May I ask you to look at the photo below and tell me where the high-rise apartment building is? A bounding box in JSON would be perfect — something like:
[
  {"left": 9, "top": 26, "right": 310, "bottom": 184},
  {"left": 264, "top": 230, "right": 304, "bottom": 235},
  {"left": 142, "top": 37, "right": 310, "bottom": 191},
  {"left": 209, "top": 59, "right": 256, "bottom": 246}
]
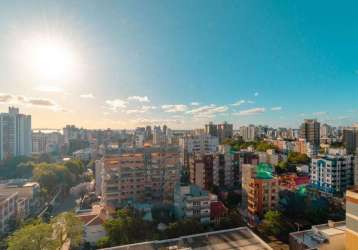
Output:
[
  {"left": 311, "top": 154, "right": 356, "bottom": 196},
  {"left": 320, "top": 123, "right": 332, "bottom": 138},
  {"left": 217, "top": 122, "right": 233, "bottom": 144},
  {"left": 343, "top": 126, "right": 358, "bottom": 154},
  {"left": 100, "top": 146, "right": 180, "bottom": 207},
  {"left": 189, "top": 147, "right": 235, "bottom": 190},
  {"left": 0, "top": 107, "right": 31, "bottom": 160},
  {"left": 299, "top": 119, "right": 320, "bottom": 156},
  {"left": 179, "top": 134, "right": 219, "bottom": 169},
  {"left": 205, "top": 122, "right": 218, "bottom": 137},
  {"left": 240, "top": 125, "right": 257, "bottom": 142}
]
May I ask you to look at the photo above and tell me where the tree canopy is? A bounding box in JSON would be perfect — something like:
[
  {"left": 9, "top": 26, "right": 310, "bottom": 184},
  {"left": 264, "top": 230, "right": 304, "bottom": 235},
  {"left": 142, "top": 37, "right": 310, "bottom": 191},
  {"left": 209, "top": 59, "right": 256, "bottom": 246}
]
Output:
[{"left": 7, "top": 212, "right": 83, "bottom": 250}]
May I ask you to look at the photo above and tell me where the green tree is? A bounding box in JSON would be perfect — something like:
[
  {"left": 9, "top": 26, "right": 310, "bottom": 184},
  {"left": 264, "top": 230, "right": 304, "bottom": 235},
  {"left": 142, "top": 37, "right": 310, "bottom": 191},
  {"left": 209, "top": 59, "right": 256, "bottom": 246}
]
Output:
[
  {"left": 260, "top": 210, "right": 284, "bottom": 236},
  {"left": 104, "top": 209, "right": 155, "bottom": 246},
  {"left": 163, "top": 219, "right": 205, "bottom": 239},
  {"left": 52, "top": 212, "right": 84, "bottom": 248},
  {"left": 7, "top": 222, "right": 59, "bottom": 250}
]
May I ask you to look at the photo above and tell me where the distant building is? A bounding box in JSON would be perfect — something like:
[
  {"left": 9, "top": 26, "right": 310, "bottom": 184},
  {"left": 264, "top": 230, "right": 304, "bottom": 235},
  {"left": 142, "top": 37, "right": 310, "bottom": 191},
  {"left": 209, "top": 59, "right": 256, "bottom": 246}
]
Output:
[
  {"left": 299, "top": 119, "right": 320, "bottom": 156},
  {"left": 100, "top": 146, "right": 180, "bottom": 207},
  {"left": 205, "top": 122, "right": 218, "bottom": 137},
  {"left": 0, "top": 107, "right": 31, "bottom": 160},
  {"left": 311, "top": 154, "right": 355, "bottom": 196},
  {"left": 258, "top": 149, "right": 287, "bottom": 166},
  {"left": 179, "top": 134, "right": 218, "bottom": 169},
  {"left": 217, "top": 122, "right": 233, "bottom": 144},
  {"left": 240, "top": 125, "right": 257, "bottom": 142},
  {"left": 343, "top": 126, "right": 358, "bottom": 154}
]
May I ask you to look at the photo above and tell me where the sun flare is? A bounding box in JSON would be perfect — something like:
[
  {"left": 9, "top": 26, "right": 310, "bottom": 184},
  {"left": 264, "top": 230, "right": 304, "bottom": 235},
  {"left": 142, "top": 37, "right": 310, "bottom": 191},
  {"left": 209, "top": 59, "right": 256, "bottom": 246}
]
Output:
[{"left": 21, "top": 35, "right": 77, "bottom": 82}]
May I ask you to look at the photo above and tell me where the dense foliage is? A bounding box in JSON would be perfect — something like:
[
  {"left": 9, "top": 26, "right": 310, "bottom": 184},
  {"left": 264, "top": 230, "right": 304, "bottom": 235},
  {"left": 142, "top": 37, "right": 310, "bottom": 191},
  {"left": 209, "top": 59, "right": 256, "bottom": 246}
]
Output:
[
  {"left": 224, "top": 139, "right": 278, "bottom": 152},
  {"left": 7, "top": 212, "right": 83, "bottom": 250},
  {"left": 32, "top": 160, "right": 85, "bottom": 199}
]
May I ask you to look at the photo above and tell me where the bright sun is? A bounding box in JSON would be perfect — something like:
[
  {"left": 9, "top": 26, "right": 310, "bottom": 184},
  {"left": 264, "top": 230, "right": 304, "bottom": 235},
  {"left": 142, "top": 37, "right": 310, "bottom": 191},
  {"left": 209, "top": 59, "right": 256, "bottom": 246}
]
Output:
[
  {"left": 33, "top": 42, "right": 73, "bottom": 80},
  {"left": 21, "top": 36, "right": 77, "bottom": 82}
]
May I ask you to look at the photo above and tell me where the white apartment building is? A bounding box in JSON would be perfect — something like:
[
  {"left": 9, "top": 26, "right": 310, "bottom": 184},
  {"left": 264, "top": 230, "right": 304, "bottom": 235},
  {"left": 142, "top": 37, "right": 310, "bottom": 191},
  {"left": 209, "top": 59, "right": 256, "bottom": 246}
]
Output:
[
  {"left": 240, "top": 125, "right": 257, "bottom": 142},
  {"left": 32, "top": 131, "right": 63, "bottom": 154},
  {"left": 0, "top": 107, "right": 31, "bottom": 160},
  {"left": 179, "top": 134, "right": 219, "bottom": 168}
]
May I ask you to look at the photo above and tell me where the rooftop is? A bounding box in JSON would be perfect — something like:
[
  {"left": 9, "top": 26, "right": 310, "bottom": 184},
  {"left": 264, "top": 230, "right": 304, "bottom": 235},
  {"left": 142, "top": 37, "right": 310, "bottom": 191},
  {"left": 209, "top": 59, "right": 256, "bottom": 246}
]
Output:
[
  {"left": 100, "top": 227, "right": 272, "bottom": 250},
  {"left": 290, "top": 221, "right": 345, "bottom": 249}
]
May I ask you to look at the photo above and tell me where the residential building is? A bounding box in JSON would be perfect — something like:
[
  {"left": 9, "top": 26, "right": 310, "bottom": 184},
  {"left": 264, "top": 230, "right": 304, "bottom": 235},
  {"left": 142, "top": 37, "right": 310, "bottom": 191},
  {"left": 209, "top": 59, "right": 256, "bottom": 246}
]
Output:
[
  {"left": 0, "top": 107, "right": 31, "bottom": 160},
  {"left": 179, "top": 134, "right": 218, "bottom": 169},
  {"left": 343, "top": 126, "right": 358, "bottom": 154},
  {"left": 320, "top": 123, "right": 332, "bottom": 138},
  {"left": 100, "top": 146, "right": 180, "bottom": 207},
  {"left": 189, "top": 148, "right": 235, "bottom": 190},
  {"left": 311, "top": 154, "right": 355, "bottom": 196},
  {"left": 99, "top": 227, "right": 272, "bottom": 250},
  {"left": 173, "top": 183, "right": 211, "bottom": 224},
  {"left": 240, "top": 125, "right": 257, "bottom": 142},
  {"left": 247, "top": 163, "right": 278, "bottom": 225},
  {"left": 133, "top": 127, "right": 145, "bottom": 148},
  {"left": 0, "top": 181, "right": 41, "bottom": 217},
  {"left": 205, "top": 122, "right": 218, "bottom": 137},
  {"left": 299, "top": 119, "right": 320, "bottom": 156},
  {"left": 0, "top": 192, "right": 17, "bottom": 233},
  {"left": 190, "top": 154, "right": 215, "bottom": 190},
  {"left": 63, "top": 124, "right": 80, "bottom": 144},
  {"left": 76, "top": 204, "right": 109, "bottom": 245},
  {"left": 258, "top": 149, "right": 287, "bottom": 166},
  {"left": 217, "top": 122, "right": 233, "bottom": 144},
  {"left": 346, "top": 188, "right": 358, "bottom": 250},
  {"left": 289, "top": 221, "right": 346, "bottom": 250}
]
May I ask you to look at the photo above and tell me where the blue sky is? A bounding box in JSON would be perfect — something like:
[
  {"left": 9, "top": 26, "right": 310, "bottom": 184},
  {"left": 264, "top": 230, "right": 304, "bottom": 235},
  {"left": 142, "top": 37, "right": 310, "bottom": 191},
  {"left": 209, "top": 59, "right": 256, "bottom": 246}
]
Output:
[{"left": 0, "top": 0, "right": 357, "bottom": 129}]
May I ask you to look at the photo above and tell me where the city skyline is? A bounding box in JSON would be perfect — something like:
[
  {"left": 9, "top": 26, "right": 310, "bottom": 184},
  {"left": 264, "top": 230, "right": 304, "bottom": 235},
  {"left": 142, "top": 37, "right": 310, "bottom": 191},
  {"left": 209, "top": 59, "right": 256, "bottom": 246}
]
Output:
[{"left": 1, "top": 1, "right": 358, "bottom": 129}]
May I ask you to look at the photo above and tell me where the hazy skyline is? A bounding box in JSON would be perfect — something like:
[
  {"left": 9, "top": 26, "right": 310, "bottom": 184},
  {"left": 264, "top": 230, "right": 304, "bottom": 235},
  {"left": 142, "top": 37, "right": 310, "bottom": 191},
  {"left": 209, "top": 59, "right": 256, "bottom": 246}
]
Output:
[{"left": 1, "top": 1, "right": 357, "bottom": 129}]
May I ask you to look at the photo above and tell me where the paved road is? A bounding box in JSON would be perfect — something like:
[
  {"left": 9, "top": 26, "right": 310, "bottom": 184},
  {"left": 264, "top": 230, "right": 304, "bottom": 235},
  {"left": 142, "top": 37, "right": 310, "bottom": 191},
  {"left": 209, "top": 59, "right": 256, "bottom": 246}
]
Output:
[{"left": 51, "top": 194, "right": 78, "bottom": 216}]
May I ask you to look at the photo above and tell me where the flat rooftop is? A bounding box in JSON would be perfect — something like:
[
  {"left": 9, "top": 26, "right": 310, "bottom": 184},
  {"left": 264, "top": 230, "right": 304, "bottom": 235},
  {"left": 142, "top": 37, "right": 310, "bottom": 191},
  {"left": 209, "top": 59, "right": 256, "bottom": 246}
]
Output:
[
  {"left": 100, "top": 227, "right": 272, "bottom": 250},
  {"left": 290, "top": 221, "right": 345, "bottom": 249}
]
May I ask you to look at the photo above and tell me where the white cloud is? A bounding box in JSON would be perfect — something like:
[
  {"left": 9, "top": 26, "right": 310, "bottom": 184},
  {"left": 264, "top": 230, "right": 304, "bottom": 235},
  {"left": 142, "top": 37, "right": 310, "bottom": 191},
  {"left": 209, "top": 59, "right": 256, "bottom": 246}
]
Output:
[
  {"left": 313, "top": 111, "right": 327, "bottom": 116},
  {"left": 191, "top": 102, "right": 200, "bottom": 106},
  {"left": 161, "top": 104, "right": 188, "bottom": 113},
  {"left": 231, "top": 100, "right": 245, "bottom": 106},
  {"left": 0, "top": 93, "right": 64, "bottom": 111},
  {"left": 35, "top": 85, "right": 64, "bottom": 93},
  {"left": 254, "top": 92, "right": 259, "bottom": 97},
  {"left": 236, "top": 107, "right": 265, "bottom": 116},
  {"left": 0, "top": 93, "right": 14, "bottom": 103},
  {"left": 80, "top": 93, "right": 95, "bottom": 99},
  {"left": 247, "top": 100, "right": 255, "bottom": 104},
  {"left": 271, "top": 106, "right": 282, "bottom": 111},
  {"left": 105, "top": 99, "right": 127, "bottom": 111},
  {"left": 186, "top": 104, "right": 228, "bottom": 118},
  {"left": 127, "top": 96, "right": 150, "bottom": 102},
  {"left": 126, "top": 106, "right": 156, "bottom": 114}
]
